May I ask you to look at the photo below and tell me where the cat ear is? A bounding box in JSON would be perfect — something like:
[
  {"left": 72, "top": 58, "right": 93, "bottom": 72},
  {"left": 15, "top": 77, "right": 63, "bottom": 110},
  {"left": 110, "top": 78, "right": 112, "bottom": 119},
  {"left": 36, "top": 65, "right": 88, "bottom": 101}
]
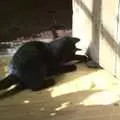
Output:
[{"left": 72, "top": 37, "right": 80, "bottom": 43}]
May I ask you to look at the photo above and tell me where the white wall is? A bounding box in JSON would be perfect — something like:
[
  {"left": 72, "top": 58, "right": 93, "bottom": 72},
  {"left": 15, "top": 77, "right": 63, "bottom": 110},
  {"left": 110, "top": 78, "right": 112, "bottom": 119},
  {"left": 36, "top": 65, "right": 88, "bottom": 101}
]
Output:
[{"left": 72, "top": 0, "right": 119, "bottom": 77}]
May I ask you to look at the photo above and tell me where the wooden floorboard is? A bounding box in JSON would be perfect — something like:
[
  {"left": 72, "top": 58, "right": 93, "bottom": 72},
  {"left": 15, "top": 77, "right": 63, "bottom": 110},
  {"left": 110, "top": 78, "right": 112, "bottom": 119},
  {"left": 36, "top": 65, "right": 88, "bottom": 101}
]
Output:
[{"left": 0, "top": 63, "right": 120, "bottom": 120}]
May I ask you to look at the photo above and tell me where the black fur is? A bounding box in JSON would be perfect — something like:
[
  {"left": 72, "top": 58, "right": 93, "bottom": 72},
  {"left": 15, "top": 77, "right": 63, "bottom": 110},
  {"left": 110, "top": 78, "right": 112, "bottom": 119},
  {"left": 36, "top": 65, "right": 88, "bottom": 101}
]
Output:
[
  {"left": 49, "top": 37, "right": 80, "bottom": 63},
  {"left": 48, "top": 36, "right": 88, "bottom": 66},
  {"left": 9, "top": 41, "right": 54, "bottom": 91},
  {"left": 0, "top": 36, "right": 87, "bottom": 91}
]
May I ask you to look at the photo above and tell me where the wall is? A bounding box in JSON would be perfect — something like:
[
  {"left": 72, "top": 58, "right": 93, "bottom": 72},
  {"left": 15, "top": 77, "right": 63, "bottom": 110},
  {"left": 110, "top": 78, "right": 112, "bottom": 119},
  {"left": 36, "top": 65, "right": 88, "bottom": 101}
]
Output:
[
  {"left": 72, "top": 0, "right": 118, "bottom": 76},
  {"left": 0, "top": 0, "right": 72, "bottom": 42},
  {"left": 99, "top": 0, "right": 117, "bottom": 75}
]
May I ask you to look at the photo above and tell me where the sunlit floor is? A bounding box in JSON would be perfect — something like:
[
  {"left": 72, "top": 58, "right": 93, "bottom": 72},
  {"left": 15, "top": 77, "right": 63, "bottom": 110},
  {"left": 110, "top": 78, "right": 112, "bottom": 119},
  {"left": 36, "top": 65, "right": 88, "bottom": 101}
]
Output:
[{"left": 0, "top": 62, "right": 120, "bottom": 120}]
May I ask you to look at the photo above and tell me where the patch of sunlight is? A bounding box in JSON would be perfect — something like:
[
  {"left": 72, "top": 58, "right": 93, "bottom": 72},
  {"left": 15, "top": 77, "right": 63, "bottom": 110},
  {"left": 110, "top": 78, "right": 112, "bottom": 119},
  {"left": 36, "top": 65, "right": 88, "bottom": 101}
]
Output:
[
  {"left": 40, "top": 107, "right": 45, "bottom": 111},
  {"left": 4, "top": 66, "right": 9, "bottom": 77},
  {"left": 50, "top": 112, "right": 56, "bottom": 116},
  {"left": 50, "top": 69, "right": 120, "bottom": 98},
  {"left": 6, "top": 84, "right": 17, "bottom": 91},
  {"left": 23, "top": 100, "right": 30, "bottom": 104},
  {"left": 80, "top": 90, "right": 120, "bottom": 106},
  {"left": 0, "top": 56, "right": 10, "bottom": 78},
  {"left": 55, "top": 101, "right": 71, "bottom": 111}
]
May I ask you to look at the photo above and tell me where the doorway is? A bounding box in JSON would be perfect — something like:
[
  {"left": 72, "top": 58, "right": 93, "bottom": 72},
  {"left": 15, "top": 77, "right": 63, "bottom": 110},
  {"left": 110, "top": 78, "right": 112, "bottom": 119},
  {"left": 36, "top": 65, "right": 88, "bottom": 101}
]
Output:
[{"left": 0, "top": 0, "right": 72, "bottom": 42}]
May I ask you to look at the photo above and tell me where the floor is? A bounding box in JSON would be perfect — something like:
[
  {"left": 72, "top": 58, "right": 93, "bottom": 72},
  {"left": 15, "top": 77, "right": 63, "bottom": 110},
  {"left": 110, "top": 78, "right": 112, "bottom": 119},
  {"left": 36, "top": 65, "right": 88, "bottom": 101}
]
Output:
[{"left": 0, "top": 63, "right": 120, "bottom": 120}]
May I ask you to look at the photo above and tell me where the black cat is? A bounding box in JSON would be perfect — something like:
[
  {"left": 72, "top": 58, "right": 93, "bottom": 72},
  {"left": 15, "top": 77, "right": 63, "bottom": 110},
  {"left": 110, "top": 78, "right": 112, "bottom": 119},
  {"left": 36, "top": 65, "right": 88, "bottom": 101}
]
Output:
[
  {"left": 49, "top": 36, "right": 87, "bottom": 64},
  {"left": 0, "top": 36, "right": 87, "bottom": 91}
]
